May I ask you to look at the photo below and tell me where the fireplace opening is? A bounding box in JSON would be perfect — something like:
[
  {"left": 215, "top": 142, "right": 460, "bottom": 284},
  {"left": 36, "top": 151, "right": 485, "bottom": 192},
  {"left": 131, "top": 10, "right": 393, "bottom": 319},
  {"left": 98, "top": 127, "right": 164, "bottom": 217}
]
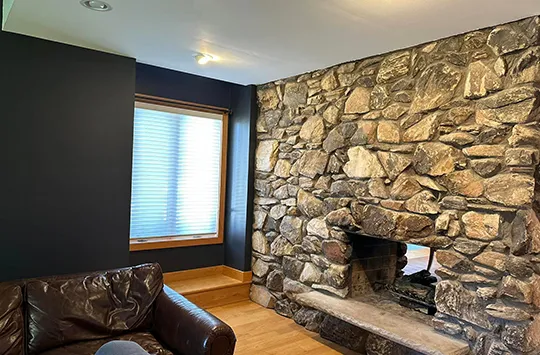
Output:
[
  {"left": 349, "top": 234, "right": 440, "bottom": 317},
  {"left": 392, "top": 244, "right": 441, "bottom": 316}
]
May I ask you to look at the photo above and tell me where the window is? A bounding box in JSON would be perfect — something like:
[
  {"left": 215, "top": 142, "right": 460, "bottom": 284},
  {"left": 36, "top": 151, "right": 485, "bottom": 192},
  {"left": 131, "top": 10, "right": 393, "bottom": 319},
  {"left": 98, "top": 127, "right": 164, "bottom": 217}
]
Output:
[{"left": 129, "top": 96, "right": 228, "bottom": 251}]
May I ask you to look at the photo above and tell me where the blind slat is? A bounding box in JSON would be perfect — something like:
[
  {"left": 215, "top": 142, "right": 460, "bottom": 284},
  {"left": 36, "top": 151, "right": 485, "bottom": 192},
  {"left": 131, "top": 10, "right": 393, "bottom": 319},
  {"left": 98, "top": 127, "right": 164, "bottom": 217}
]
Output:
[{"left": 130, "top": 107, "right": 222, "bottom": 239}]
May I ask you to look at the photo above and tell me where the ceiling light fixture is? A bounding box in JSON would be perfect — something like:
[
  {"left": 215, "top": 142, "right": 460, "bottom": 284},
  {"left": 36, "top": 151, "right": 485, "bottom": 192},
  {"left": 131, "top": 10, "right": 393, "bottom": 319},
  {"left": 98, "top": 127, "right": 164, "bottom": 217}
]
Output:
[
  {"left": 194, "top": 53, "right": 216, "bottom": 65},
  {"left": 80, "top": 0, "right": 113, "bottom": 12}
]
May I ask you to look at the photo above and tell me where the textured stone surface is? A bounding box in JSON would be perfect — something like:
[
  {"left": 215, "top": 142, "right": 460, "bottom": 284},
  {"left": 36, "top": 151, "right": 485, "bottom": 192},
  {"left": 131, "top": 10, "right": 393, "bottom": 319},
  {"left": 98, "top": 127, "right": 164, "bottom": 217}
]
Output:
[
  {"left": 413, "top": 142, "right": 465, "bottom": 176},
  {"left": 404, "top": 190, "right": 440, "bottom": 214},
  {"left": 410, "top": 63, "right": 462, "bottom": 113},
  {"left": 487, "top": 26, "right": 529, "bottom": 55},
  {"left": 283, "top": 256, "right": 305, "bottom": 280},
  {"left": 297, "top": 151, "right": 328, "bottom": 178},
  {"left": 322, "top": 239, "right": 352, "bottom": 265},
  {"left": 299, "top": 262, "right": 323, "bottom": 284},
  {"left": 319, "top": 315, "right": 368, "bottom": 352},
  {"left": 280, "top": 216, "right": 303, "bottom": 244},
  {"left": 435, "top": 280, "right": 492, "bottom": 329},
  {"left": 442, "top": 169, "right": 484, "bottom": 197},
  {"left": 293, "top": 307, "right": 325, "bottom": 332},
  {"left": 464, "top": 61, "right": 502, "bottom": 99},
  {"left": 485, "top": 303, "right": 533, "bottom": 321},
  {"left": 299, "top": 116, "right": 325, "bottom": 143},
  {"left": 377, "top": 51, "right": 410, "bottom": 83},
  {"left": 453, "top": 238, "right": 487, "bottom": 255},
  {"left": 403, "top": 113, "right": 439, "bottom": 142},
  {"left": 255, "top": 140, "right": 279, "bottom": 172},
  {"left": 253, "top": 231, "right": 269, "bottom": 254},
  {"left": 462, "top": 212, "right": 500, "bottom": 241},
  {"left": 470, "top": 159, "right": 501, "bottom": 178},
  {"left": 377, "top": 152, "right": 412, "bottom": 180},
  {"left": 484, "top": 173, "right": 534, "bottom": 206},
  {"left": 377, "top": 121, "right": 400, "bottom": 143},
  {"left": 271, "top": 236, "right": 294, "bottom": 257},
  {"left": 306, "top": 218, "right": 329, "bottom": 239},
  {"left": 250, "top": 285, "right": 277, "bottom": 308},
  {"left": 253, "top": 16, "right": 540, "bottom": 352},
  {"left": 360, "top": 205, "right": 433, "bottom": 241},
  {"left": 345, "top": 87, "right": 371, "bottom": 114},
  {"left": 436, "top": 250, "right": 473, "bottom": 272},
  {"left": 344, "top": 147, "right": 387, "bottom": 178},
  {"left": 390, "top": 174, "right": 423, "bottom": 200},
  {"left": 266, "top": 270, "right": 285, "bottom": 292},
  {"left": 283, "top": 82, "right": 308, "bottom": 107},
  {"left": 297, "top": 189, "right": 325, "bottom": 218},
  {"left": 274, "top": 159, "right": 291, "bottom": 178},
  {"left": 473, "top": 251, "right": 507, "bottom": 272}
]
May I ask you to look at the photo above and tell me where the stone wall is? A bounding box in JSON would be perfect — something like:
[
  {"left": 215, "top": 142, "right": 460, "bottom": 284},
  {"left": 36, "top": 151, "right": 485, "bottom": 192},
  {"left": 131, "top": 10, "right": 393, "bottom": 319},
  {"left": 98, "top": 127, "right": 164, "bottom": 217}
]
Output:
[{"left": 251, "top": 16, "right": 540, "bottom": 354}]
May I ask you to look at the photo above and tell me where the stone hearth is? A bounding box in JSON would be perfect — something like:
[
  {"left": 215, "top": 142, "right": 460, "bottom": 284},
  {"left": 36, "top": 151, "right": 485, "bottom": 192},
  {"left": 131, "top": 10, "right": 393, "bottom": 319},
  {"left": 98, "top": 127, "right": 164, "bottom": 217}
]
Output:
[
  {"left": 251, "top": 15, "right": 540, "bottom": 355},
  {"left": 294, "top": 291, "right": 469, "bottom": 355}
]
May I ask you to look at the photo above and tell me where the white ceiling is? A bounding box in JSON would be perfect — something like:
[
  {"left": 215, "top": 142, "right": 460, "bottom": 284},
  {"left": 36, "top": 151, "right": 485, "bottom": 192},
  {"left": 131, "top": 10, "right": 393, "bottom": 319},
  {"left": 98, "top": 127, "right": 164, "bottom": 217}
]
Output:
[{"left": 3, "top": 0, "right": 540, "bottom": 85}]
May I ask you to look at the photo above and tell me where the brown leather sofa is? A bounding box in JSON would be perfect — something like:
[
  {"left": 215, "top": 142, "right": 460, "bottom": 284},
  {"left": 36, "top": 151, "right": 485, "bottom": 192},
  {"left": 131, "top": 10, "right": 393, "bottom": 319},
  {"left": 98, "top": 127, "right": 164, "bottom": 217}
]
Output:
[{"left": 0, "top": 263, "right": 236, "bottom": 355}]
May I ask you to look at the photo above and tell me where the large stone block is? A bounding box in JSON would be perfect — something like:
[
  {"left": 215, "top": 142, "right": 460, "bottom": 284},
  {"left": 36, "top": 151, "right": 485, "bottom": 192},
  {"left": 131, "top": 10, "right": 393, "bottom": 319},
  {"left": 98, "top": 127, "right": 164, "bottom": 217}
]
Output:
[
  {"left": 253, "top": 230, "right": 270, "bottom": 254},
  {"left": 487, "top": 26, "right": 529, "bottom": 55},
  {"left": 297, "top": 150, "right": 329, "bottom": 178},
  {"left": 462, "top": 211, "right": 500, "bottom": 241},
  {"left": 319, "top": 315, "right": 368, "bottom": 352},
  {"left": 255, "top": 140, "right": 279, "bottom": 172},
  {"left": 293, "top": 307, "right": 325, "bottom": 332},
  {"left": 377, "top": 152, "right": 412, "bottom": 181},
  {"left": 344, "top": 87, "right": 371, "bottom": 114},
  {"left": 435, "top": 280, "right": 492, "bottom": 330},
  {"left": 413, "top": 142, "right": 466, "bottom": 176},
  {"left": 299, "top": 116, "right": 325, "bottom": 143},
  {"left": 297, "top": 189, "right": 325, "bottom": 218},
  {"left": 343, "top": 147, "right": 387, "bottom": 178},
  {"left": 283, "top": 82, "right": 308, "bottom": 107},
  {"left": 484, "top": 173, "right": 534, "bottom": 206},
  {"left": 250, "top": 285, "right": 277, "bottom": 308},
  {"left": 377, "top": 51, "right": 411, "bottom": 83},
  {"left": 410, "top": 63, "right": 462, "bottom": 114},
  {"left": 322, "top": 239, "right": 352, "bottom": 265},
  {"left": 360, "top": 205, "right": 433, "bottom": 241},
  {"left": 402, "top": 113, "right": 439, "bottom": 142},
  {"left": 279, "top": 216, "right": 303, "bottom": 244},
  {"left": 464, "top": 61, "right": 502, "bottom": 99}
]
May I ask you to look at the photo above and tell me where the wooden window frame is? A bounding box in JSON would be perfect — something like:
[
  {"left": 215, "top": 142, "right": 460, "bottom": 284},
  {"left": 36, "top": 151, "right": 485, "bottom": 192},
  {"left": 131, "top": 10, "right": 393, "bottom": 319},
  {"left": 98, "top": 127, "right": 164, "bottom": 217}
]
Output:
[{"left": 129, "top": 94, "right": 229, "bottom": 252}]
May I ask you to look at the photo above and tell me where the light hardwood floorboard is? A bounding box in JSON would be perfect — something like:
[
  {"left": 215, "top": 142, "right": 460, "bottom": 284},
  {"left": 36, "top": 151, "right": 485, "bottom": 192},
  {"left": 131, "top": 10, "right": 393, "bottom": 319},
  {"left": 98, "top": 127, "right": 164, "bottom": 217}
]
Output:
[{"left": 207, "top": 300, "right": 361, "bottom": 355}]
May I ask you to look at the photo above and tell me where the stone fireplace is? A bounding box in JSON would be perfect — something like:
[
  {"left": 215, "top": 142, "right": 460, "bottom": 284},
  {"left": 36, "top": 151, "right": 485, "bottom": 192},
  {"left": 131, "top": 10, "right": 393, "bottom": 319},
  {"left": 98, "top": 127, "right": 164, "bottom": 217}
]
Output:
[{"left": 251, "top": 15, "right": 540, "bottom": 355}]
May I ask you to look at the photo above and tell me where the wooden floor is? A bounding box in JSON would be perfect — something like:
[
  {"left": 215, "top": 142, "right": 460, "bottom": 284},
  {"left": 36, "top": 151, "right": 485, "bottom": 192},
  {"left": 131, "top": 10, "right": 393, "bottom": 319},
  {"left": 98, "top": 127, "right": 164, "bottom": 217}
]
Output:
[{"left": 207, "top": 301, "right": 361, "bottom": 355}]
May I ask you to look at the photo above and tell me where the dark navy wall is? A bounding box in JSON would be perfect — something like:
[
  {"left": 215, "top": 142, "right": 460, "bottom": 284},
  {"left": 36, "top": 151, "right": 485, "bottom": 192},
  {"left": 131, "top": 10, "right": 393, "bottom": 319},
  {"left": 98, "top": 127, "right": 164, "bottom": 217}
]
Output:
[
  {"left": 224, "top": 85, "right": 257, "bottom": 271},
  {"left": 0, "top": 29, "right": 135, "bottom": 282}
]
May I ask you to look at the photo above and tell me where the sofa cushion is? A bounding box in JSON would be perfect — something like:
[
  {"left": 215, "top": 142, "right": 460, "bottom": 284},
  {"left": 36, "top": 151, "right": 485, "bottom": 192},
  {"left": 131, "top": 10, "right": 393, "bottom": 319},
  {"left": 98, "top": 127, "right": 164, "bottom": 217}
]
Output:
[
  {"left": 0, "top": 284, "right": 24, "bottom": 355},
  {"left": 26, "top": 263, "right": 163, "bottom": 355},
  {"left": 38, "top": 332, "right": 173, "bottom": 355}
]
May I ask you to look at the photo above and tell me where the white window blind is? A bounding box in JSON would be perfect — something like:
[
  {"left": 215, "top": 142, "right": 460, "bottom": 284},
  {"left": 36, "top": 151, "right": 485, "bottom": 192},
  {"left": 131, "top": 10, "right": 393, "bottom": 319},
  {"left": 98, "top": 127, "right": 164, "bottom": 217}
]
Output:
[{"left": 130, "top": 102, "right": 223, "bottom": 239}]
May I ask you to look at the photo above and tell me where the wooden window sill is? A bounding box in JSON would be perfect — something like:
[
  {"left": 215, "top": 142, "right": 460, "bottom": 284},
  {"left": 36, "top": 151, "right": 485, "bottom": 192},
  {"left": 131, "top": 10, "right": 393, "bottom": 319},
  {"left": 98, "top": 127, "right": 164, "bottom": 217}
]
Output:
[{"left": 129, "top": 234, "right": 223, "bottom": 251}]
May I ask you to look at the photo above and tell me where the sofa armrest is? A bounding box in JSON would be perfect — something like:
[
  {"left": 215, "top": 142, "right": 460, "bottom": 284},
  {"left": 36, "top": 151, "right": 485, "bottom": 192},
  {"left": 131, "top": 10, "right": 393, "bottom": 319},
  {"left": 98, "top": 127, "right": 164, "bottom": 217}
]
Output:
[{"left": 153, "top": 285, "right": 236, "bottom": 355}]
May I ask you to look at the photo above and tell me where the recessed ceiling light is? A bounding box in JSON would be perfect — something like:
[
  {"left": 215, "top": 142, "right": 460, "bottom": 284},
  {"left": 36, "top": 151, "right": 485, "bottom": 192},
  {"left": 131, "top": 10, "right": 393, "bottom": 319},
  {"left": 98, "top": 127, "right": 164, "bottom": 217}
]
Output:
[
  {"left": 80, "top": 0, "right": 113, "bottom": 12},
  {"left": 194, "top": 53, "right": 217, "bottom": 65}
]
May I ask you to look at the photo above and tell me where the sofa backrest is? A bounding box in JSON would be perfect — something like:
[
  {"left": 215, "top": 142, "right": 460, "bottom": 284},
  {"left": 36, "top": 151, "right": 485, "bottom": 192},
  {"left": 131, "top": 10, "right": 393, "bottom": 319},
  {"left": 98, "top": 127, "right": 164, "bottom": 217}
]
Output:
[
  {"left": 25, "top": 263, "right": 163, "bottom": 355},
  {"left": 0, "top": 283, "right": 24, "bottom": 355}
]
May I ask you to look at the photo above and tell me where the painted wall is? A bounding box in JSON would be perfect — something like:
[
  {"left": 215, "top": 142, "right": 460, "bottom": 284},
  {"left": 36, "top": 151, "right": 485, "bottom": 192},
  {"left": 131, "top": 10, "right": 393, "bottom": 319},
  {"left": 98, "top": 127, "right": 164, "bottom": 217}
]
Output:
[{"left": 0, "top": 29, "right": 136, "bottom": 282}]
